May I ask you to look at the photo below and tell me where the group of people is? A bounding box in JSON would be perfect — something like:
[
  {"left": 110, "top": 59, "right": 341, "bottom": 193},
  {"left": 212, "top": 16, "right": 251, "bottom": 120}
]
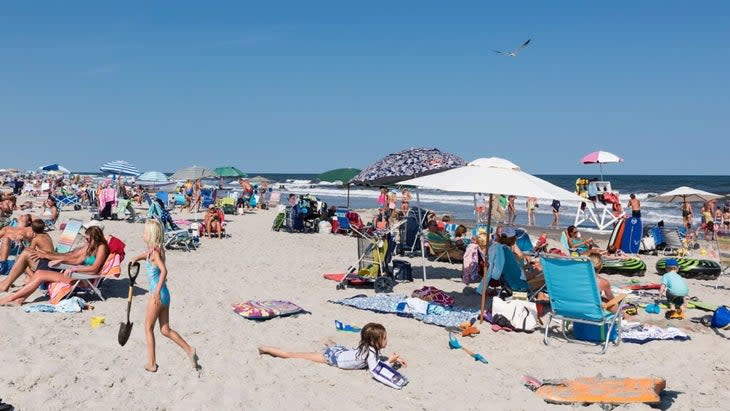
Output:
[{"left": 0, "top": 208, "right": 201, "bottom": 373}]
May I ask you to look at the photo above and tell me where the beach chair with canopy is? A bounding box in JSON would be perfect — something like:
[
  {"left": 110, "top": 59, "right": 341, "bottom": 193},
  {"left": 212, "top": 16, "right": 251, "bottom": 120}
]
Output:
[
  {"left": 540, "top": 255, "right": 627, "bottom": 354},
  {"left": 716, "top": 233, "right": 730, "bottom": 289}
]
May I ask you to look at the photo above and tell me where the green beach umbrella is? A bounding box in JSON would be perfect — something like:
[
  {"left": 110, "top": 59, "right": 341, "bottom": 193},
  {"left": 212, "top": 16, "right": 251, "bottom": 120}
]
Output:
[
  {"left": 213, "top": 166, "right": 247, "bottom": 178},
  {"left": 316, "top": 168, "right": 361, "bottom": 183}
]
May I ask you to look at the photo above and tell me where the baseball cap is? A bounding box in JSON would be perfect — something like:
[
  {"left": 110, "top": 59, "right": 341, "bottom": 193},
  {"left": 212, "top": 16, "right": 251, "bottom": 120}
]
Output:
[
  {"left": 502, "top": 227, "right": 517, "bottom": 238},
  {"left": 665, "top": 258, "right": 679, "bottom": 267}
]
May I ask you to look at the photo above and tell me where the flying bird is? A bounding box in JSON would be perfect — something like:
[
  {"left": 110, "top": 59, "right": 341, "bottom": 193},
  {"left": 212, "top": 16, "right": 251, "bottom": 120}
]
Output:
[{"left": 492, "top": 39, "right": 531, "bottom": 57}]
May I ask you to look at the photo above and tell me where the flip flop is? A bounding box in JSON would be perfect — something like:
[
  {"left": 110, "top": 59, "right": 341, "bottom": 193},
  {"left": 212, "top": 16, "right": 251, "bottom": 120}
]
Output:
[{"left": 334, "top": 320, "right": 361, "bottom": 333}]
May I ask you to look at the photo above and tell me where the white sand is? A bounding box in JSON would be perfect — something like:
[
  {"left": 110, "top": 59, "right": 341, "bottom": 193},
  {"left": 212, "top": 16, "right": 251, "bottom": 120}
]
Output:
[{"left": 2, "top": 206, "right": 730, "bottom": 410}]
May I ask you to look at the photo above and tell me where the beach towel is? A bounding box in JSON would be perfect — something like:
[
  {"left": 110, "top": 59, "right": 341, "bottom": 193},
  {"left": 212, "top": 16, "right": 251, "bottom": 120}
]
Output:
[
  {"left": 411, "top": 286, "right": 454, "bottom": 307},
  {"left": 232, "top": 300, "right": 307, "bottom": 320},
  {"left": 23, "top": 296, "right": 87, "bottom": 313},
  {"left": 621, "top": 322, "right": 690, "bottom": 344},
  {"left": 329, "top": 294, "right": 479, "bottom": 328}
]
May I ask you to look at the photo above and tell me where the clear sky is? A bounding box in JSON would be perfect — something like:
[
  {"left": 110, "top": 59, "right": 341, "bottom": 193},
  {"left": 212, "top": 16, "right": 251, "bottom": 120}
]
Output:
[{"left": 2, "top": 1, "right": 728, "bottom": 174}]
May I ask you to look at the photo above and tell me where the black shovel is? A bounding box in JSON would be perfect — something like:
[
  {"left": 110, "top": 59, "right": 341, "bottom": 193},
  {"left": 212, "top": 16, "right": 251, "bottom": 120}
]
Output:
[{"left": 118, "top": 262, "right": 140, "bottom": 346}]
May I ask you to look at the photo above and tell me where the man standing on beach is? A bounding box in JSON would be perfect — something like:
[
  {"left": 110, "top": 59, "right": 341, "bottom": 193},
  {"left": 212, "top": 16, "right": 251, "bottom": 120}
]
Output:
[
  {"left": 551, "top": 199, "right": 561, "bottom": 226},
  {"left": 628, "top": 193, "right": 641, "bottom": 219},
  {"left": 507, "top": 195, "right": 517, "bottom": 225}
]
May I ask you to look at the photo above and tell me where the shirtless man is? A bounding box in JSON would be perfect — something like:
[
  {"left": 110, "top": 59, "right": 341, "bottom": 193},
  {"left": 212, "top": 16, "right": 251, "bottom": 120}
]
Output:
[
  {"left": 628, "top": 193, "right": 641, "bottom": 219},
  {"left": 0, "top": 219, "right": 54, "bottom": 291}
]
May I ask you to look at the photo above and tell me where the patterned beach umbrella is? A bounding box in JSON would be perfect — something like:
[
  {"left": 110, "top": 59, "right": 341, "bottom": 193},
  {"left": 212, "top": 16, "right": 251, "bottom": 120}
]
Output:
[
  {"left": 137, "top": 171, "right": 169, "bottom": 183},
  {"left": 350, "top": 148, "right": 466, "bottom": 186},
  {"left": 100, "top": 160, "right": 140, "bottom": 177},
  {"left": 171, "top": 166, "right": 216, "bottom": 181}
]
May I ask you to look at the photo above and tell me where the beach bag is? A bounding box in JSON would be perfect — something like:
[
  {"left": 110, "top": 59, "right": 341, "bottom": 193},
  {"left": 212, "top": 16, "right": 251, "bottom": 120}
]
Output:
[
  {"left": 392, "top": 260, "right": 413, "bottom": 282},
  {"left": 371, "top": 361, "right": 409, "bottom": 389},
  {"left": 711, "top": 306, "right": 730, "bottom": 329},
  {"left": 640, "top": 235, "right": 655, "bottom": 252},
  {"left": 272, "top": 212, "right": 286, "bottom": 231},
  {"left": 491, "top": 297, "right": 538, "bottom": 332}
]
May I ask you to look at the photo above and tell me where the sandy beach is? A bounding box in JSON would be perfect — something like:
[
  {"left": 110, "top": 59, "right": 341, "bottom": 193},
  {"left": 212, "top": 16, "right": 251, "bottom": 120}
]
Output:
[{"left": 0, "top": 203, "right": 729, "bottom": 411}]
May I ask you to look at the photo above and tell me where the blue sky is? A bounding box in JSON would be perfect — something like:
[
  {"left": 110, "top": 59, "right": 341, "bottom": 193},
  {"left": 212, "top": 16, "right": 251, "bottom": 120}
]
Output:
[{"left": 2, "top": 1, "right": 728, "bottom": 174}]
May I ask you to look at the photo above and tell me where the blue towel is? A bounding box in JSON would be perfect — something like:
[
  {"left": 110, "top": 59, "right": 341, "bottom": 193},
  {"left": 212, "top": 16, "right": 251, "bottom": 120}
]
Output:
[
  {"left": 329, "top": 294, "right": 479, "bottom": 328},
  {"left": 23, "top": 296, "right": 87, "bottom": 313}
]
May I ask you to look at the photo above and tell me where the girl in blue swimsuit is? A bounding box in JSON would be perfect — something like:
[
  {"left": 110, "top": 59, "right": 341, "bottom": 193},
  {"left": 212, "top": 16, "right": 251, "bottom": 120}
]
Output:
[{"left": 133, "top": 220, "right": 200, "bottom": 373}]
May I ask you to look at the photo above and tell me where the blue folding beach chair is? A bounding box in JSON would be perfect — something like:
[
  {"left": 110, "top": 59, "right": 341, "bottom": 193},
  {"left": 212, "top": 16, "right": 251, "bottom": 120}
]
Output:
[
  {"left": 335, "top": 208, "right": 352, "bottom": 234},
  {"left": 476, "top": 243, "right": 531, "bottom": 296},
  {"left": 539, "top": 255, "right": 626, "bottom": 354}
]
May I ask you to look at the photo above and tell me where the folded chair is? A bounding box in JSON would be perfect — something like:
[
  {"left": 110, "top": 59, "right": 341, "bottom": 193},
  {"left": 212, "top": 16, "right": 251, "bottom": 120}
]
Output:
[{"left": 539, "top": 255, "right": 627, "bottom": 354}]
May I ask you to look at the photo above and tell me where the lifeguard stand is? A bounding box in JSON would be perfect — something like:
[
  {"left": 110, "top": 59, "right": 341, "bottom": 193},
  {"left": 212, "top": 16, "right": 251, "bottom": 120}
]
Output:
[{"left": 574, "top": 180, "right": 625, "bottom": 231}]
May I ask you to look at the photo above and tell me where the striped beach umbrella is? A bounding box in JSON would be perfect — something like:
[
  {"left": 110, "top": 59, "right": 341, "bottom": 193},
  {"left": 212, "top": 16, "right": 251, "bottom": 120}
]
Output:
[
  {"left": 100, "top": 160, "right": 140, "bottom": 177},
  {"left": 137, "top": 171, "right": 169, "bottom": 183}
]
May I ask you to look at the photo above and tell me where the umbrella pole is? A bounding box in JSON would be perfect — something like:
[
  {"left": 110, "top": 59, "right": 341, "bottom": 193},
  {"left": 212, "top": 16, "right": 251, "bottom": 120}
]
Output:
[
  {"left": 416, "top": 190, "right": 427, "bottom": 281},
  {"left": 599, "top": 163, "right": 604, "bottom": 181},
  {"left": 479, "top": 193, "right": 494, "bottom": 324}
]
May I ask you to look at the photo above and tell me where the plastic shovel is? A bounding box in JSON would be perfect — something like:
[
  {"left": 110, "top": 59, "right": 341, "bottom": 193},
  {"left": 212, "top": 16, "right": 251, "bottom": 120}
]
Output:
[
  {"left": 448, "top": 333, "right": 488, "bottom": 364},
  {"left": 118, "top": 262, "right": 141, "bottom": 346}
]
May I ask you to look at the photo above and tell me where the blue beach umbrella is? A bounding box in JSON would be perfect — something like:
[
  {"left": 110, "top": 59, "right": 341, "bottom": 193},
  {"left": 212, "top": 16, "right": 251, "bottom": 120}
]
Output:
[
  {"left": 39, "top": 163, "right": 70, "bottom": 173},
  {"left": 100, "top": 160, "right": 140, "bottom": 177}
]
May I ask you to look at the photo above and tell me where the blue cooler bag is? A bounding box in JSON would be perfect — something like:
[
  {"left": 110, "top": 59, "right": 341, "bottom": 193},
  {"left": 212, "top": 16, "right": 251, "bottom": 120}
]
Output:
[{"left": 572, "top": 322, "right": 619, "bottom": 343}]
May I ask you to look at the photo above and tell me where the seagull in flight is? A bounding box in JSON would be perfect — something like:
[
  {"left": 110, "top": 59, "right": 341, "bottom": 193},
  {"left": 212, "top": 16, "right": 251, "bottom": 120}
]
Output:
[{"left": 492, "top": 39, "right": 531, "bottom": 57}]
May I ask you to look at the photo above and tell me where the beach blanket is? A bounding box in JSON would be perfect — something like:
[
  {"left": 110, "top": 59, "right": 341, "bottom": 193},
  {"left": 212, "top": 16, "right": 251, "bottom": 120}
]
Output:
[
  {"left": 23, "top": 296, "right": 87, "bottom": 313},
  {"left": 621, "top": 322, "right": 690, "bottom": 344},
  {"left": 329, "top": 294, "right": 479, "bottom": 328}
]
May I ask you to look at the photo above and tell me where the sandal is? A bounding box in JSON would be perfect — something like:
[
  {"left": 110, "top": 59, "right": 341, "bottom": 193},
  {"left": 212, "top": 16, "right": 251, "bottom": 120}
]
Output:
[{"left": 334, "top": 320, "right": 361, "bottom": 333}]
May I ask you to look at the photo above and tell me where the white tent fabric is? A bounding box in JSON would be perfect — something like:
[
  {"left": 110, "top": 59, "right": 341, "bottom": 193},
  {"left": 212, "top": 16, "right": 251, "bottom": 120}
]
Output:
[
  {"left": 397, "top": 157, "right": 583, "bottom": 202},
  {"left": 648, "top": 186, "right": 723, "bottom": 203}
]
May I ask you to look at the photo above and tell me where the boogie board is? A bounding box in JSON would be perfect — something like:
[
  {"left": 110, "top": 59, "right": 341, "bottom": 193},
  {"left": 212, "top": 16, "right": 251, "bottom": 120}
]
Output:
[
  {"left": 621, "top": 217, "right": 642, "bottom": 254},
  {"left": 232, "top": 300, "right": 307, "bottom": 320},
  {"left": 526, "top": 375, "right": 665, "bottom": 405},
  {"left": 323, "top": 273, "right": 369, "bottom": 285}
]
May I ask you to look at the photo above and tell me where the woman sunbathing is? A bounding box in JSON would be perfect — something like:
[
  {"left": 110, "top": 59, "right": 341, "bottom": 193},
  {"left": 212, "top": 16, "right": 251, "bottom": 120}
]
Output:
[
  {"left": 204, "top": 205, "right": 223, "bottom": 239},
  {"left": 0, "top": 226, "right": 109, "bottom": 305}
]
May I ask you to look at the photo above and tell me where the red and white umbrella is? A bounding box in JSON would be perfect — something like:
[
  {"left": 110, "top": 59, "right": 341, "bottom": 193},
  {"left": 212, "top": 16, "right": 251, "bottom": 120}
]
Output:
[{"left": 580, "top": 150, "right": 623, "bottom": 180}]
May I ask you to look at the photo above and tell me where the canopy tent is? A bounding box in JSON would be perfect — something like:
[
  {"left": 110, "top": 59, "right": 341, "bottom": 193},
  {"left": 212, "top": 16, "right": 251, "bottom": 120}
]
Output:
[
  {"left": 580, "top": 150, "right": 623, "bottom": 181},
  {"left": 213, "top": 166, "right": 247, "bottom": 178},
  {"left": 39, "top": 163, "right": 70, "bottom": 174},
  {"left": 350, "top": 147, "right": 466, "bottom": 187},
  {"left": 171, "top": 166, "right": 216, "bottom": 181},
  {"left": 100, "top": 160, "right": 140, "bottom": 177},
  {"left": 316, "top": 168, "right": 361, "bottom": 183},
  {"left": 398, "top": 157, "right": 583, "bottom": 323},
  {"left": 648, "top": 186, "right": 723, "bottom": 203}
]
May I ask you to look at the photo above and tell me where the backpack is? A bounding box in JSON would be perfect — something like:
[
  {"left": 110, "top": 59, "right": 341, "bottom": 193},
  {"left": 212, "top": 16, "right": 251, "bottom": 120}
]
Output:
[
  {"left": 392, "top": 260, "right": 413, "bottom": 282},
  {"left": 711, "top": 306, "right": 730, "bottom": 329}
]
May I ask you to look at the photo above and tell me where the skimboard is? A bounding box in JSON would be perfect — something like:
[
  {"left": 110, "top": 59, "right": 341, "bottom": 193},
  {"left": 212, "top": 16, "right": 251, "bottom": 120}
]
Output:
[
  {"left": 525, "top": 375, "right": 665, "bottom": 405},
  {"left": 608, "top": 219, "right": 624, "bottom": 250}
]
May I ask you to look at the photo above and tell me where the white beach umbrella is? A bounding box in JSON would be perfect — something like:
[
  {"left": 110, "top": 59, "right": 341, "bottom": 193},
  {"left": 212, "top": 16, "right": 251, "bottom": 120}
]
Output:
[
  {"left": 398, "top": 157, "right": 583, "bottom": 322},
  {"left": 171, "top": 166, "right": 216, "bottom": 181},
  {"left": 648, "top": 186, "right": 723, "bottom": 203}
]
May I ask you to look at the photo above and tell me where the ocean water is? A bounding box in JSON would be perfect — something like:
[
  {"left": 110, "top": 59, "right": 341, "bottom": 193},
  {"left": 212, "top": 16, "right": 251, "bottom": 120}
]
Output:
[{"left": 272, "top": 174, "right": 730, "bottom": 229}]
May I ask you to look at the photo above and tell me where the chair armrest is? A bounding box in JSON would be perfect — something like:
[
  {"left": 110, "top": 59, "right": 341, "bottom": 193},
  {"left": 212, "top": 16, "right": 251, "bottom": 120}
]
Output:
[
  {"left": 71, "top": 273, "right": 100, "bottom": 280},
  {"left": 603, "top": 293, "right": 628, "bottom": 310}
]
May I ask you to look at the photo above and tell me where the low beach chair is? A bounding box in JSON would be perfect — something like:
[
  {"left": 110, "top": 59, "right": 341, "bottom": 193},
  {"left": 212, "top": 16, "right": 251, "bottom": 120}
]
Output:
[
  {"left": 61, "top": 250, "right": 124, "bottom": 303},
  {"left": 475, "top": 243, "right": 541, "bottom": 299},
  {"left": 540, "top": 255, "right": 627, "bottom": 354},
  {"left": 560, "top": 231, "right": 578, "bottom": 255},
  {"left": 715, "top": 233, "right": 730, "bottom": 289},
  {"left": 425, "top": 231, "right": 464, "bottom": 263}
]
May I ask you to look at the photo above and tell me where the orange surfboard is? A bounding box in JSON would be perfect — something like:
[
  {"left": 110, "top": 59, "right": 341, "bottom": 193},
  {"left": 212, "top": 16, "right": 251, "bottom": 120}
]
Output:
[{"left": 529, "top": 376, "right": 665, "bottom": 405}]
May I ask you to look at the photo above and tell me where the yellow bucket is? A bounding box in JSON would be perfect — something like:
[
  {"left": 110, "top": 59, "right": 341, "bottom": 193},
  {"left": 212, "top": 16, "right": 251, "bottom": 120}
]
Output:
[{"left": 90, "top": 316, "right": 106, "bottom": 329}]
